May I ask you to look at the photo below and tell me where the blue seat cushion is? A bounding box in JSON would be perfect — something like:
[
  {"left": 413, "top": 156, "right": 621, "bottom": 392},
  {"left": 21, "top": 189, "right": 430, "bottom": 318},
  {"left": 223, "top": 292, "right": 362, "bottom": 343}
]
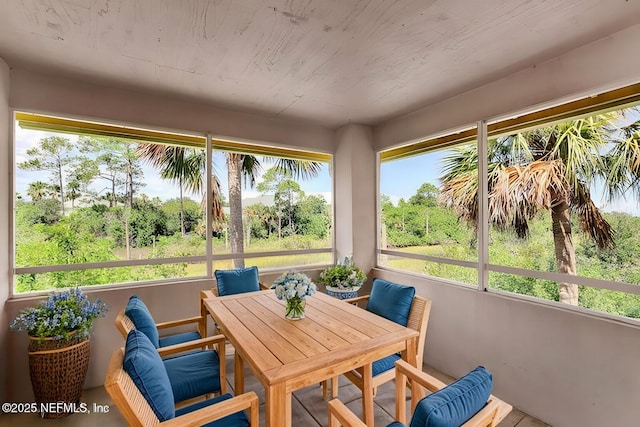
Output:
[
  {"left": 366, "top": 279, "right": 416, "bottom": 327},
  {"left": 215, "top": 266, "right": 260, "bottom": 296},
  {"left": 123, "top": 330, "right": 175, "bottom": 421},
  {"left": 410, "top": 366, "right": 493, "bottom": 427},
  {"left": 176, "top": 393, "right": 250, "bottom": 427},
  {"left": 125, "top": 295, "right": 160, "bottom": 348},
  {"left": 372, "top": 353, "right": 401, "bottom": 377},
  {"left": 164, "top": 349, "right": 222, "bottom": 403},
  {"left": 159, "top": 331, "right": 201, "bottom": 348}
]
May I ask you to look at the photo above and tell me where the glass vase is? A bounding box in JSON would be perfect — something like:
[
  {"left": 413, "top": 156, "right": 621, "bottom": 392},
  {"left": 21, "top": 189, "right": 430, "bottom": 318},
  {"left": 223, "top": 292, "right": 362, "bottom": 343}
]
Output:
[{"left": 285, "top": 297, "right": 306, "bottom": 320}]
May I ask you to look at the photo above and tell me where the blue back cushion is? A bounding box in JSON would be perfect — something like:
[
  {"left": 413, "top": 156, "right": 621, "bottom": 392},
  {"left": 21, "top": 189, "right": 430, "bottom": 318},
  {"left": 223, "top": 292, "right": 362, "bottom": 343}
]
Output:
[
  {"left": 215, "top": 266, "right": 260, "bottom": 296},
  {"left": 123, "top": 330, "right": 175, "bottom": 422},
  {"left": 125, "top": 295, "right": 160, "bottom": 348},
  {"left": 366, "top": 279, "right": 415, "bottom": 327},
  {"left": 159, "top": 331, "right": 201, "bottom": 348},
  {"left": 410, "top": 366, "right": 493, "bottom": 427}
]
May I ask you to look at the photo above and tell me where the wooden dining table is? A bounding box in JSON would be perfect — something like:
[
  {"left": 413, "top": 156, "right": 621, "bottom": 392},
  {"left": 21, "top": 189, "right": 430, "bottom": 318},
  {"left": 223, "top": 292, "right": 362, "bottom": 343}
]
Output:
[{"left": 202, "top": 289, "right": 419, "bottom": 427}]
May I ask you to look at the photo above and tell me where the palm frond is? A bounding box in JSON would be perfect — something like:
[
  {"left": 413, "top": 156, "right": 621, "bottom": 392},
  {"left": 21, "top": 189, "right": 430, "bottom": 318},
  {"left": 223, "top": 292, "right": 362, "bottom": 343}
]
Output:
[
  {"left": 571, "top": 182, "right": 614, "bottom": 249},
  {"left": 241, "top": 155, "right": 262, "bottom": 188},
  {"left": 604, "top": 118, "right": 640, "bottom": 201},
  {"left": 272, "top": 158, "right": 322, "bottom": 180},
  {"left": 489, "top": 160, "right": 569, "bottom": 236},
  {"left": 439, "top": 170, "right": 479, "bottom": 225}
]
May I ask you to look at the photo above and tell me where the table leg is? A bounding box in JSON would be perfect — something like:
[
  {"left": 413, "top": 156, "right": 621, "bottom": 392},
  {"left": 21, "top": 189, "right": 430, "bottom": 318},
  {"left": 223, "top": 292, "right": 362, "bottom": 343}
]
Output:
[
  {"left": 234, "top": 352, "right": 244, "bottom": 394},
  {"left": 362, "top": 362, "right": 374, "bottom": 426},
  {"left": 266, "top": 382, "right": 290, "bottom": 427},
  {"left": 403, "top": 336, "right": 423, "bottom": 413}
]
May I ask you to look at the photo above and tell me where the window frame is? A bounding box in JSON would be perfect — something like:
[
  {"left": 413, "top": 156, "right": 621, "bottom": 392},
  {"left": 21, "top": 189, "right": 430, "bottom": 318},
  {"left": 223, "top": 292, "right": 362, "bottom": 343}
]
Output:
[
  {"left": 377, "top": 82, "right": 640, "bottom": 324},
  {"left": 10, "top": 110, "right": 334, "bottom": 297}
]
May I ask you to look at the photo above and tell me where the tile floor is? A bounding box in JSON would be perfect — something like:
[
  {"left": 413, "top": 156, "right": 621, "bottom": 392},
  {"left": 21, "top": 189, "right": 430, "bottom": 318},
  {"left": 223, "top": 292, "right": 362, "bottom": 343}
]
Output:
[{"left": 1, "top": 346, "right": 550, "bottom": 426}]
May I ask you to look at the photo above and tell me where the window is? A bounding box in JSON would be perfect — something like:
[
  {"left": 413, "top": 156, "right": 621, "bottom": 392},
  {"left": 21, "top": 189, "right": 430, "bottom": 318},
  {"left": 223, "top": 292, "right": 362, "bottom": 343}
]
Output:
[
  {"left": 13, "top": 113, "right": 333, "bottom": 294},
  {"left": 378, "top": 128, "right": 478, "bottom": 285},
  {"left": 209, "top": 146, "right": 333, "bottom": 270},
  {"left": 378, "top": 83, "right": 640, "bottom": 321},
  {"left": 485, "top": 101, "right": 640, "bottom": 317}
]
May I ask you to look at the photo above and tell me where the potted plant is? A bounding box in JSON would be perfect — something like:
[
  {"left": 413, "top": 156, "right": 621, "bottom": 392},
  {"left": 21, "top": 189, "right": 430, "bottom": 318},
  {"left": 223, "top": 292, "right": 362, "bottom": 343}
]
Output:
[
  {"left": 318, "top": 257, "right": 366, "bottom": 299},
  {"left": 10, "top": 287, "right": 107, "bottom": 418},
  {"left": 273, "top": 271, "right": 317, "bottom": 320}
]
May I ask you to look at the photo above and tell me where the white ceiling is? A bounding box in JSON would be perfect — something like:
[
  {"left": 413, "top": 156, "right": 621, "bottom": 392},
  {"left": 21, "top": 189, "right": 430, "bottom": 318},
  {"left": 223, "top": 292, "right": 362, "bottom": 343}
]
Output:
[{"left": 1, "top": 0, "right": 639, "bottom": 129}]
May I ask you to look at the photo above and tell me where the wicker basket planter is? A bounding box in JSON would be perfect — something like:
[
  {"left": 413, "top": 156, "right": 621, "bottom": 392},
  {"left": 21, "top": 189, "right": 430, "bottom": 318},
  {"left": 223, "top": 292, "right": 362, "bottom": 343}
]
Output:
[{"left": 28, "top": 334, "right": 90, "bottom": 419}]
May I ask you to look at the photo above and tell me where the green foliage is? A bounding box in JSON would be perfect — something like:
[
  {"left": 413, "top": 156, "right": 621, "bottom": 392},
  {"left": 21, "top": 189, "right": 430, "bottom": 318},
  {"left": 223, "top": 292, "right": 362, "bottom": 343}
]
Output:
[
  {"left": 129, "top": 199, "right": 167, "bottom": 247},
  {"left": 161, "top": 198, "right": 202, "bottom": 235},
  {"left": 409, "top": 183, "right": 439, "bottom": 206},
  {"left": 295, "top": 195, "right": 331, "bottom": 238},
  {"left": 15, "top": 199, "right": 61, "bottom": 227},
  {"left": 381, "top": 192, "right": 471, "bottom": 248},
  {"left": 318, "top": 257, "right": 366, "bottom": 289},
  {"left": 257, "top": 166, "right": 306, "bottom": 237}
]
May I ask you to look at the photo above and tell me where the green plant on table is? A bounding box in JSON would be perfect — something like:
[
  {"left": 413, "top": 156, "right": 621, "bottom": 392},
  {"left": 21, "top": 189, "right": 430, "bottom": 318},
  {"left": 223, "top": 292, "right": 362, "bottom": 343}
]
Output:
[{"left": 318, "top": 256, "right": 366, "bottom": 290}]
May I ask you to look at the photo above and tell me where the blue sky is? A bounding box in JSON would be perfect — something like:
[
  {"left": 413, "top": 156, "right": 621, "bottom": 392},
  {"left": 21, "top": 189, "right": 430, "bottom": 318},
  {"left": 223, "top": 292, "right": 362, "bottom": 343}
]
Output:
[
  {"left": 380, "top": 150, "right": 446, "bottom": 205},
  {"left": 14, "top": 121, "right": 639, "bottom": 216},
  {"left": 14, "top": 126, "right": 333, "bottom": 203},
  {"left": 380, "top": 146, "right": 640, "bottom": 216}
]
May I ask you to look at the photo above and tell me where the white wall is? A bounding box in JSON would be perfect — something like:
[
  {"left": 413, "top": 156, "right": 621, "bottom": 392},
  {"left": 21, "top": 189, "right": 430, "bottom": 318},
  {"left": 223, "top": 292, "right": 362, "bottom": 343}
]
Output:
[
  {"left": 368, "top": 24, "right": 640, "bottom": 427},
  {"left": 374, "top": 24, "right": 640, "bottom": 150},
  {"left": 9, "top": 69, "right": 336, "bottom": 154},
  {"left": 0, "top": 57, "right": 10, "bottom": 404},
  {"left": 334, "top": 124, "right": 376, "bottom": 272}
]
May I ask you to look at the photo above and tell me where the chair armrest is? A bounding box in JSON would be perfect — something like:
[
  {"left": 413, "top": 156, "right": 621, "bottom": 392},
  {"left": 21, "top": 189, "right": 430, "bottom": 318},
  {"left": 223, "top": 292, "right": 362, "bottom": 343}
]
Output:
[
  {"left": 201, "top": 289, "right": 216, "bottom": 299},
  {"left": 328, "top": 399, "right": 367, "bottom": 427},
  {"left": 395, "top": 360, "right": 447, "bottom": 393},
  {"left": 494, "top": 397, "right": 513, "bottom": 425},
  {"left": 463, "top": 398, "right": 500, "bottom": 427},
  {"left": 160, "top": 391, "right": 259, "bottom": 427},
  {"left": 343, "top": 295, "right": 370, "bottom": 306},
  {"left": 157, "top": 334, "right": 226, "bottom": 358},
  {"left": 394, "top": 360, "right": 513, "bottom": 427},
  {"left": 259, "top": 281, "right": 271, "bottom": 290},
  {"left": 156, "top": 315, "right": 203, "bottom": 330}
]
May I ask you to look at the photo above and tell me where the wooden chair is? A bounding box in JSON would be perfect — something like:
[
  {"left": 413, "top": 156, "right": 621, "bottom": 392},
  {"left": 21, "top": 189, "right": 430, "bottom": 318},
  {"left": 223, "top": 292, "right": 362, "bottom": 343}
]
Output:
[
  {"left": 105, "top": 345, "right": 258, "bottom": 427},
  {"left": 328, "top": 360, "right": 512, "bottom": 427},
  {"left": 115, "top": 295, "right": 206, "bottom": 348},
  {"left": 323, "top": 292, "right": 432, "bottom": 400}
]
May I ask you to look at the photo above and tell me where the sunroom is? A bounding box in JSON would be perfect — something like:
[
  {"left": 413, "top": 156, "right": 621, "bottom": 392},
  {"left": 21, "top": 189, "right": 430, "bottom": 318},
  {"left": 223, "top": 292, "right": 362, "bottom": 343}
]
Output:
[{"left": 1, "top": 1, "right": 640, "bottom": 426}]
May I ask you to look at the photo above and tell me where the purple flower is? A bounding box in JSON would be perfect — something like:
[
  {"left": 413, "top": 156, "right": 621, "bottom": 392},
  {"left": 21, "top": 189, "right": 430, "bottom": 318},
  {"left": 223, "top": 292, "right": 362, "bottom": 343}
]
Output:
[{"left": 10, "top": 287, "right": 108, "bottom": 340}]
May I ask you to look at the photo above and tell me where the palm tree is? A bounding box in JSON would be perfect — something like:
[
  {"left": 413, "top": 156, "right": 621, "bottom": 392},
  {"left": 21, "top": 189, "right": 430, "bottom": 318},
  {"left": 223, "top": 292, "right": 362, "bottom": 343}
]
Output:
[
  {"left": 67, "top": 180, "right": 81, "bottom": 209},
  {"left": 138, "top": 145, "right": 204, "bottom": 235},
  {"left": 137, "top": 144, "right": 225, "bottom": 234},
  {"left": 226, "top": 154, "right": 321, "bottom": 268},
  {"left": 439, "top": 113, "right": 640, "bottom": 305},
  {"left": 27, "top": 181, "right": 49, "bottom": 202},
  {"left": 140, "top": 144, "right": 322, "bottom": 268}
]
